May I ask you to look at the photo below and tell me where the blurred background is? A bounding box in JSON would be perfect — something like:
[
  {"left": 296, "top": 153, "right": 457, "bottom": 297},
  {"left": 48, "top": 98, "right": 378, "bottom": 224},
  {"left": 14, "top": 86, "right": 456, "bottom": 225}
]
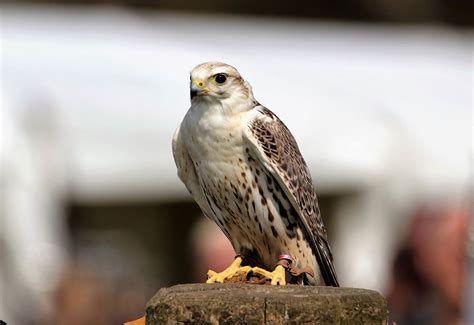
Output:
[{"left": 0, "top": 1, "right": 472, "bottom": 324}]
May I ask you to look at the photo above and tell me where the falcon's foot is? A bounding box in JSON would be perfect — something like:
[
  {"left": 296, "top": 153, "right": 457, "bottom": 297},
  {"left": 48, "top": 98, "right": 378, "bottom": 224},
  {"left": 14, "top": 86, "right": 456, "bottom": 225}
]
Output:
[
  {"left": 251, "top": 265, "right": 286, "bottom": 285},
  {"left": 206, "top": 256, "right": 251, "bottom": 283}
]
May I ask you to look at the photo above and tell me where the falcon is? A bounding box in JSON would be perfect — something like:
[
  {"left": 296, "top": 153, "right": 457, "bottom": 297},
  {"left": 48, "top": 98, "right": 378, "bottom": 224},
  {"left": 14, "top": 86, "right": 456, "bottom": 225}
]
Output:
[{"left": 172, "top": 62, "right": 339, "bottom": 286}]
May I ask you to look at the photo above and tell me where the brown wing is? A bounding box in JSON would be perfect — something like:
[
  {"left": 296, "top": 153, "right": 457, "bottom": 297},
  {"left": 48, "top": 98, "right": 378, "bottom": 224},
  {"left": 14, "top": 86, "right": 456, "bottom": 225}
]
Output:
[{"left": 244, "top": 106, "right": 339, "bottom": 286}]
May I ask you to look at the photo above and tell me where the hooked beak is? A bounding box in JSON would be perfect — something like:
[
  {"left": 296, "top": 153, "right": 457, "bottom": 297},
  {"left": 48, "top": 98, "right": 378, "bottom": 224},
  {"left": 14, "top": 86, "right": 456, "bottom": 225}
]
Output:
[{"left": 190, "top": 79, "right": 208, "bottom": 100}]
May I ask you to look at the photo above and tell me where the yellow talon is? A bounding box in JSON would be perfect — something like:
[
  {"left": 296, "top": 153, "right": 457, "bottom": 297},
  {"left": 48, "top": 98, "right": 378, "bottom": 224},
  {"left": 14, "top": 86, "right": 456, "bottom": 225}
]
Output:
[
  {"left": 252, "top": 265, "right": 287, "bottom": 285},
  {"left": 206, "top": 257, "right": 252, "bottom": 283},
  {"left": 207, "top": 270, "right": 217, "bottom": 278}
]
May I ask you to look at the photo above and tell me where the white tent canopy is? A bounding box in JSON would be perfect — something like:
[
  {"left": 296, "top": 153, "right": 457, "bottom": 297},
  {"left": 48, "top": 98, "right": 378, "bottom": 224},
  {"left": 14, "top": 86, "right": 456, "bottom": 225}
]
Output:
[{"left": 2, "top": 6, "right": 471, "bottom": 202}]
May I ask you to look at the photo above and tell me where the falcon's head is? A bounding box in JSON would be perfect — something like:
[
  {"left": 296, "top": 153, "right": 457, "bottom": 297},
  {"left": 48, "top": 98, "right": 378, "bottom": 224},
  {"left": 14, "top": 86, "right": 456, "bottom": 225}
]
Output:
[{"left": 190, "top": 62, "right": 254, "bottom": 105}]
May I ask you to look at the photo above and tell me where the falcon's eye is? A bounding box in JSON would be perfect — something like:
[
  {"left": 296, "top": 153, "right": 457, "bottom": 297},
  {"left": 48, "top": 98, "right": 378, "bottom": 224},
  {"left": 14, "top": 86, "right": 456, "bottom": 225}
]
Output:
[{"left": 214, "top": 74, "right": 227, "bottom": 84}]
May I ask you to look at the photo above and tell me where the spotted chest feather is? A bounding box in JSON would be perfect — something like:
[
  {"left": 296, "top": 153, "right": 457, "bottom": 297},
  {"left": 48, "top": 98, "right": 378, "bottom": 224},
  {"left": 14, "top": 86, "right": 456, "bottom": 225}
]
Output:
[{"left": 192, "top": 143, "right": 319, "bottom": 281}]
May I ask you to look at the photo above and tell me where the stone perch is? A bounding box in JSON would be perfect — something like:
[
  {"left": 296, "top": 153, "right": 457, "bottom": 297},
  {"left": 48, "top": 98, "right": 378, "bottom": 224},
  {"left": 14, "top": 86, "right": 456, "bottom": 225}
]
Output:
[{"left": 146, "top": 284, "right": 388, "bottom": 324}]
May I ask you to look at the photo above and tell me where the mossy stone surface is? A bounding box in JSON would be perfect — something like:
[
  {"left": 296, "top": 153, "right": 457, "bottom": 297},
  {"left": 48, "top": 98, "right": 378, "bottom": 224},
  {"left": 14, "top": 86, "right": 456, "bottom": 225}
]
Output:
[{"left": 146, "top": 283, "right": 388, "bottom": 324}]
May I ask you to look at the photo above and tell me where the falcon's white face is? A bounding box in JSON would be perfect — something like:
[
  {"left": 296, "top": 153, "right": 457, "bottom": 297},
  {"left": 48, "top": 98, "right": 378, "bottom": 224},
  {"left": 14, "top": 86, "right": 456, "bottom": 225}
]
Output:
[{"left": 190, "top": 62, "right": 253, "bottom": 105}]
